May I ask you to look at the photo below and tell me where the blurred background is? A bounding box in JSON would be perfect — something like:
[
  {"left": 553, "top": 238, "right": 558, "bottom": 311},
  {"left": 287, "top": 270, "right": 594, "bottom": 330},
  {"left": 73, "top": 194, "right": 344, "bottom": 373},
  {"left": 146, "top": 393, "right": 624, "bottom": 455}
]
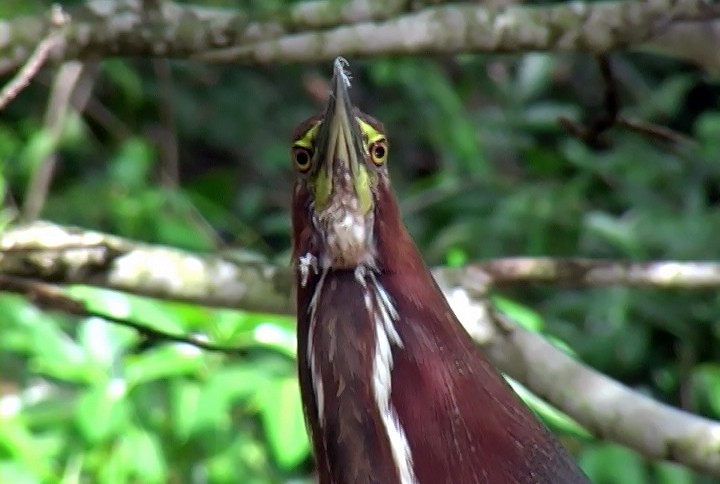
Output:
[{"left": 2, "top": 0, "right": 720, "bottom": 483}]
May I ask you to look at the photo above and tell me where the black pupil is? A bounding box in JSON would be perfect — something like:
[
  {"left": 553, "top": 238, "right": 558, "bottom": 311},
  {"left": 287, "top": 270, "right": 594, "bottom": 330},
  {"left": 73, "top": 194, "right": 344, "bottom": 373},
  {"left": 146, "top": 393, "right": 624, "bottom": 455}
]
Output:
[
  {"left": 296, "top": 149, "right": 309, "bottom": 166},
  {"left": 373, "top": 144, "right": 385, "bottom": 159}
]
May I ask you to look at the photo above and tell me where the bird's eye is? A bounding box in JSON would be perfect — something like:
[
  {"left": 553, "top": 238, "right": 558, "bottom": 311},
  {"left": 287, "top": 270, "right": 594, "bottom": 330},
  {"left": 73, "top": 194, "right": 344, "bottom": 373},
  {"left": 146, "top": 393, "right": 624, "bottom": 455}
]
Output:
[
  {"left": 369, "top": 140, "right": 388, "bottom": 166},
  {"left": 293, "top": 146, "right": 313, "bottom": 172}
]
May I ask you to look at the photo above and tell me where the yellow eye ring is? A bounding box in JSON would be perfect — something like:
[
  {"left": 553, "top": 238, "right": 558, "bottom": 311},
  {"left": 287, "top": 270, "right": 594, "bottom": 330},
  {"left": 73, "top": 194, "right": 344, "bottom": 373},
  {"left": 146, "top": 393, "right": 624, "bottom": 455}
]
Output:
[
  {"left": 369, "top": 140, "right": 388, "bottom": 166},
  {"left": 292, "top": 146, "right": 313, "bottom": 172}
]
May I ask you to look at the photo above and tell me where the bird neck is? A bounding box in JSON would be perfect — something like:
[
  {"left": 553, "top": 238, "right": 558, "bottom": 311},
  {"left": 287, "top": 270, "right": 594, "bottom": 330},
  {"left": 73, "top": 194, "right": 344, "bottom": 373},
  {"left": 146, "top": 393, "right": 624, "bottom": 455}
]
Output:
[{"left": 373, "top": 181, "right": 426, "bottom": 275}]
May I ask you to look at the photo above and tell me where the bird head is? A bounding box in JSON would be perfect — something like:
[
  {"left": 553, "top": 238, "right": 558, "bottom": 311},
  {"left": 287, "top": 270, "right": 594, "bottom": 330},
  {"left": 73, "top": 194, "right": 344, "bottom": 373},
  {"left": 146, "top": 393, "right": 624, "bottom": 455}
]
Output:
[{"left": 291, "top": 58, "right": 390, "bottom": 270}]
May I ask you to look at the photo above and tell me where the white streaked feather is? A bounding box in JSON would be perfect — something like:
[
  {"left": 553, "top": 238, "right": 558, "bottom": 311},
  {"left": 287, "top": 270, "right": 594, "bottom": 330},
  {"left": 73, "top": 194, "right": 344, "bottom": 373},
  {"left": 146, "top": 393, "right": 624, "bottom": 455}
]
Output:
[
  {"left": 367, "top": 273, "right": 418, "bottom": 484},
  {"left": 369, "top": 273, "right": 403, "bottom": 347},
  {"left": 299, "top": 252, "right": 318, "bottom": 288},
  {"left": 306, "top": 262, "right": 328, "bottom": 426},
  {"left": 306, "top": 261, "right": 417, "bottom": 482}
]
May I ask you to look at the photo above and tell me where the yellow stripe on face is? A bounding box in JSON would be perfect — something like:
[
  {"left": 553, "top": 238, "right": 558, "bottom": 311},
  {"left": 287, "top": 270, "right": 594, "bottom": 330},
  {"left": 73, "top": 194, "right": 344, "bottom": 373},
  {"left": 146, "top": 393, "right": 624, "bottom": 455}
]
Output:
[
  {"left": 293, "top": 116, "right": 383, "bottom": 214},
  {"left": 358, "top": 118, "right": 385, "bottom": 146},
  {"left": 295, "top": 123, "right": 320, "bottom": 149},
  {"left": 294, "top": 118, "right": 385, "bottom": 153}
]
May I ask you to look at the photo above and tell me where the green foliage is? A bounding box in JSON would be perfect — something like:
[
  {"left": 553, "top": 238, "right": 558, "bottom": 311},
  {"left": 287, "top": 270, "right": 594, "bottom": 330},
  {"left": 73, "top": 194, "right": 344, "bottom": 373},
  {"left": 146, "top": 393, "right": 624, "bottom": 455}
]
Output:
[
  {"left": 0, "top": 291, "right": 308, "bottom": 483},
  {"left": 507, "top": 378, "right": 591, "bottom": 441},
  {"left": 2, "top": 1, "right": 720, "bottom": 481}
]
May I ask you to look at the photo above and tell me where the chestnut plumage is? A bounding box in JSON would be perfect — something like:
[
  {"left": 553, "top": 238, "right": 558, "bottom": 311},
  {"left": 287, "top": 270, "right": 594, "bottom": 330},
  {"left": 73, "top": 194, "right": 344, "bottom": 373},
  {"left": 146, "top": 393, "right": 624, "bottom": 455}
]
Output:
[{"left": 291, "top": 58, "right": 590, "bottom": 484}]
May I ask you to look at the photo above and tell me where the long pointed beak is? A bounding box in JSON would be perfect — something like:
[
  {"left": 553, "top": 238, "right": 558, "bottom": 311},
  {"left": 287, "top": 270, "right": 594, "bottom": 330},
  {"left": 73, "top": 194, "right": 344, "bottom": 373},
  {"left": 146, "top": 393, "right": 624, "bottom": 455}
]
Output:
[
  {"left": 313, "top": 58, "right": 369, "bottom": 212},
  {"left": 310, "top": 58, "right": 375, "bottom": 269}
]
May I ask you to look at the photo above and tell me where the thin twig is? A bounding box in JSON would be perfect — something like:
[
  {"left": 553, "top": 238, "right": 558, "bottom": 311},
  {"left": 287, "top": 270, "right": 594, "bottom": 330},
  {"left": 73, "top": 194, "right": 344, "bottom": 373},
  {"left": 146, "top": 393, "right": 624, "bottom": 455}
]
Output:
[
  {"left": 22, "top": 61, "right": 88, "bottom": 221},
  {"left": 0, "top": 242, "right": 111, "bottom": 254},
  {"left": 558, "top": 56, "right": 619, "bottom": 150},
  {"left": 0, "top": 5, "right": 69, "bottom": 111},
  {"left": 462, "top": 257, "right": 720, "bottom": 289},
  {"left": 152, "top": 59, "right": 180, "bottom": 189},
  {"left": 81, "top": 96, "right": 132, "bottom": 141},
  {"left": 0, "top": 274, "right": 247, "bottom": 355},
  {"left": 559, "top": 55, "right": 694, "bottom": 149},
  {"left": 616, "top": 116, "right": 696, "bottom": 145}
]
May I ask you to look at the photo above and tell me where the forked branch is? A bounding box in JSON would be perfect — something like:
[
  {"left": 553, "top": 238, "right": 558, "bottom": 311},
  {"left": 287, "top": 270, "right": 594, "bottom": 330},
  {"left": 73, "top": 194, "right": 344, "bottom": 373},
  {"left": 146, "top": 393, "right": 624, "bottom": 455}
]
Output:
[
  {"left": 0, "top": 5, "right": 69, "bottom": 110},
  {"left": 559, "top": 56, "right": 695, "bottom": 148}
]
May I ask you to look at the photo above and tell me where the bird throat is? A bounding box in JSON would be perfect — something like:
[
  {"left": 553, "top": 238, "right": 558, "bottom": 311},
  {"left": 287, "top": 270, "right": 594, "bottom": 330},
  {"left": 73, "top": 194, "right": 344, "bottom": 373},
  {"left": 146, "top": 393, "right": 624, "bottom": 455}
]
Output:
[{"left": 312, "top": 188, "right": 376, "bottom": 270}]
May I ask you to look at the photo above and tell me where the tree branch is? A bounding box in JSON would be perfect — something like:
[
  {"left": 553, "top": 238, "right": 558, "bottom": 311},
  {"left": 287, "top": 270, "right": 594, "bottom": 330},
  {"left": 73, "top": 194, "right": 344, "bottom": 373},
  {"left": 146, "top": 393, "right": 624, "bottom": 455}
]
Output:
[
  {"left": 0, "top": 5, "right": 69, "bottom": 109},
  {"left": 464, "top": 257, "right": 720, "bottom": 289},
  {"left": 2, "top": 220, "right": 720, "bottom": 475},
  {"left": 481, "top": 307, "right": 720, "bottom": 475},
  {"left": 0, "top": 221, "right": 294, "bottom": 313},
  {"left": 0, "top": 0, "right": 410, "bottom": 76},
  {"left": 21, "top": 60, "right": 96, "bottom": 221},
  {"left": 0, "top": 274, "right": 250, "bottom": 354},
  {"left": 642, "top": 16, "right": 720, "bottom": 73},
  {"left": 198, "top": 0, "right": 714, "bottom": 64},
  {"left": 3, "top": 222, "right": 720, "bottom": 315},
  {"left": 1, "top": 0, "right": 719, "bottom": 76},
  {"left": 438, "top": 286, "right": 720, "bottom": 475}
]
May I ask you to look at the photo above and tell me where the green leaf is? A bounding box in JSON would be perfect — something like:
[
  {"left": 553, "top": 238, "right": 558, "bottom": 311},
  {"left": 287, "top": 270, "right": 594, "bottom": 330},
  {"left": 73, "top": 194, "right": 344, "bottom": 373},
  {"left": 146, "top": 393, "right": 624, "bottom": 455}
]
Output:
[
  {"left": 515, "top": 54, "right": 556, "bottom": 102},
  {"left": 124, "top": 346, "right": 204, "bottom": 388},
  {"left": 212, "top": 364, "right": 278, "bottom": 402},
  {"left": 696, "top": 112, "right": 720, "bottom": 145},
  {"left": 257, "top": 376, "right": 310, "bottom": 470},
  {"left": 506, "top": 378, "right": 591, "bottom": 440},
  {"left": 0, "top": 417, "right": 52, "bottom": 479},
  {"left": 155, "top": 216, "right": 212, "bottom": 251},
  {"left": 19, "top": 129, "right": 57, "bottom": 172},
  {"left": 67, "top": 287, "right": 133, "bottom": 319},
  {"left": 58, "top": 110, "right": 87, "bottom": 147},
  {"left": 691, "top": 364, "right": 720, "bottom": 417},
  {"left": 636, "top": 74, "right": 695, "bottom": 119},
  {"left": 583, "top": 211, "right": 644, "bottom": 258},
  {"left": 190, "top": 363, "right": 273, "bottom": 434},
  {"left": 169, "top": 381, "right": 202, "bottom": 440},
  {"left": 653, "top": 460, "right": 695, "bottom": 484},
  {"left": 121, "top": 428, "right": 167, "bottom": 483},
  {"left": 492, "top": 296, "right": 544, "bottom": 332},
  {"left": 109, "top": 138, "right": 155, "bottom": 191},
  {"left": 522, "top": 103, "right": 581, "bottom": 132},
  {"left": 102, "top": 60, "right": 145, "bottom": 110},
  {"left": 0, "top": 461, "right": 42, "bottom": 484},
  {"left": 580, "top": 444, "right": 647, "bottom": 484},
  {"left": 0, "top": 0, "right": 45, "bottom": 17},
  {"left": 0, "top": 124, "right": 23, "bottom": 163},
  {"left": 69, "top": 287, "right": 185, "bottom": 336},
  {"left": 445, "top": 247, "right": 468, "bottom": 268},
  {"left": 2, "top": 300, "right": 95, "bottom": 383},
  {"left": 30, "top": 333, "right": 89, "bottom": 382},
  {"left": 77, "top": 316, "right": 136, "bottom": 369},
  {"left": 252, "top": 322, "right": 297, "bottom": 358},
  {"left": 75, "top": 379, "right": 130, "bottom": 444}
]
